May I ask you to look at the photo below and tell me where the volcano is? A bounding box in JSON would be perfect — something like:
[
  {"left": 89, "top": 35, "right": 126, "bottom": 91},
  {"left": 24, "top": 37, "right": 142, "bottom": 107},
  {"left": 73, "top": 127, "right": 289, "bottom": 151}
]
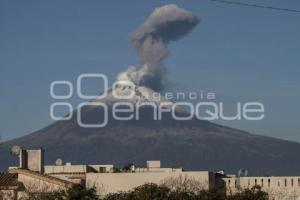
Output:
[
  {"left": 1, "top": 84, "right": 300, "bottom": 176},
  {"left": 2, "top": 4, "right": 300, "bottom": 175}
]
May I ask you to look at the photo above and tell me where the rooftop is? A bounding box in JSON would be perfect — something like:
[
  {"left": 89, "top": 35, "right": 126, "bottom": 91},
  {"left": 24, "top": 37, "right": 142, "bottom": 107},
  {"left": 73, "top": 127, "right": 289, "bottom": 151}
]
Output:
[{"left": 0, "top": 173, "right": 20, "bottom": 190}]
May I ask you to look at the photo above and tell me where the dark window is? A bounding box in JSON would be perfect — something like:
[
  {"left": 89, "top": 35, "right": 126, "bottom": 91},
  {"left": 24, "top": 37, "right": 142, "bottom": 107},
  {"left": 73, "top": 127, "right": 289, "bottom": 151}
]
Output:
[
  {"left": 285, "top": 179, "right": 287, "bottom": 187},
  {"left": 261, "top": 179, "right": 264, "bottom": 187},
  {"left": 268, "top": 179, "right": 271, "bottom": 187},
  {"left": 291, "top": 179, "right": 294, "bottom": 186},
  {"left": 255, "top": 179, "right": 257, "bottom": 185}
]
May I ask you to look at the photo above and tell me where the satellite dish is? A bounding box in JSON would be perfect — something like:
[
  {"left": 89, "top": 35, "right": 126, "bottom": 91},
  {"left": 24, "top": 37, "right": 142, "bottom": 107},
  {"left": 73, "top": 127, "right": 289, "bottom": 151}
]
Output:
[
  {"left": 238, "top": 168, "right": 249, "bottom": 177},
  {"left": 10, "top": 145, "right": 21, "bottom": 156},
  {"left": 55, "top": 158, "right": 63, "bottom": 166}
]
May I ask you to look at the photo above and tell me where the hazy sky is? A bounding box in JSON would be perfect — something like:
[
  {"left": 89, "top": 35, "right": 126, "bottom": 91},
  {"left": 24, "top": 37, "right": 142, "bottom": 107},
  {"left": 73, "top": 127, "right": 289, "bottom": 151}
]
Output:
[{"left": 1, "top": 0, "right": 299, "bottom": 142}]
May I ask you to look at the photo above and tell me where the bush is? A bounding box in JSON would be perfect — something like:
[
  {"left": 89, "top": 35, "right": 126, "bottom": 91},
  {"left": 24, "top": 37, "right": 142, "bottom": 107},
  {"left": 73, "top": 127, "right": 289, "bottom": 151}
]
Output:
[
  {"left": 103, "top": 183, "right": 223, "bottom": 200},
  {"left": 21, "top": 183, "right": 268, "bottom": 200},
  {"left": 226, "top": 185, "right": 268, "bottom": 200},
  {"left": 25, "top": 184, "right": 99, "bottom": 200},
  {"left": 103, "top": 184, "right": 268, "bottom": 200}
]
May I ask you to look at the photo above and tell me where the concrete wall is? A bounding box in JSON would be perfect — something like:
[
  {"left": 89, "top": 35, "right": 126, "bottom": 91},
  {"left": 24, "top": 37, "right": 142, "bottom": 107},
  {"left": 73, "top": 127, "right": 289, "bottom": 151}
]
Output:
[
  {"left": 86, "top": 171, "right": 213, "bottom": 196},
  {"left": 49, "top": 174, "right": 84, "bottom": 185},
  {"left": 44, "top": 165, "right": 88, "bottom": 174},
  {"left": 18, "top": 173, "right": 63, "bottom": 193},
  {"left": 223, "top": 176, "right": 300, "bottom": 200},
  {"left": 135, "top": 167, "right": 183, "bottom": 173},
  {"left": 44, "top": 164, "right": 114, "bottom": 174},
  {"left": 88, "top": 165, "right": 114, "bottom": 173},
  {"left": 0, "top": 190, "right": 17, "bottom": 200},
  {"left": 26, "top": 150, "right": 43, "bottom": 172},
  {"left": 147, "top": 161, "right": 161, "bottom": 168},
  {"left": 19, "top": 149, "right": 43, "bottom": 173}
]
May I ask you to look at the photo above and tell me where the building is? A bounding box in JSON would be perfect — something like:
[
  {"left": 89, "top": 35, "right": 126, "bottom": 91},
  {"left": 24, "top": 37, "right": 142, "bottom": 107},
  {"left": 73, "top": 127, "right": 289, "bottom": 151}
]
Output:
[
  {"left": 1, "top": 148, "right": 74, "bottom": 200},
  {"left": 223, "top": 175, "right": 300, "bottom": 200},
  {"left": 86, "top": 161, "right": 215, "bottom": 196},
  {"left": 43, "top": 163, "right": 114, "bottom": 185},
  {"left": 0, "top": 169, "right": 74, "bottom": 200},
  {"left": 2, "top": 147, "right": 300, "bottom": 200}
]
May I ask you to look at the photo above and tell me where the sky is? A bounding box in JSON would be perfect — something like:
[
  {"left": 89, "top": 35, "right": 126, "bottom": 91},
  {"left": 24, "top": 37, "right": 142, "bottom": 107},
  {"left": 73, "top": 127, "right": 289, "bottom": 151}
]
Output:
[{"left": 0, "top": 0, "right": 299, "bottom": 142}]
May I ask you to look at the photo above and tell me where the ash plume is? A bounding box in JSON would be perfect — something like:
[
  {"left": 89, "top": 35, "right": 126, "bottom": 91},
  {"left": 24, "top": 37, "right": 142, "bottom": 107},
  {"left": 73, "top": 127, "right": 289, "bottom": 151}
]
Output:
[{"left": 117, "top": 4, "right": 199, "bottom": 91}]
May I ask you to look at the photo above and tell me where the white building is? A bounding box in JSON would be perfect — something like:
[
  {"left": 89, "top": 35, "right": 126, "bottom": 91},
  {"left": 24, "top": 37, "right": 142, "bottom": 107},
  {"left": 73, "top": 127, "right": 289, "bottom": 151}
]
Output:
[
  {"left": 85, "top": 161, "right": 214, "bottom": 196},
  {"left": 223, "top": 175, "right": 300, "bottom": 200}
]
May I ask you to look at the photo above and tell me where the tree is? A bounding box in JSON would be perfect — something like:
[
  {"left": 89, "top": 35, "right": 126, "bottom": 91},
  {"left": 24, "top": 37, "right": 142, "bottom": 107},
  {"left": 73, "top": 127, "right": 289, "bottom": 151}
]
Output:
[
  {"left": 103, "top": 183, "right": 224, "bottom": 200},
  {"left": 131, "top": 183, "right": 170, "bottom": 200},
  {"left": 161, "top": 175, "right": 207, "bottom": 194},
  {"left": 122, "top": 163, "right": 134, "bottom": 172},
  {"left": 24, "top": 184, "right": 99, "bottom": 200},
  {"left": 112, "top": 167, "right": 121, "bottom": 173},
  {"left": 22, "top": 183, "right": 269, "bottom": 200},
  {"left": 226, "top": 185, "right": 268, "bottom": 200},
  {"left": 64, "top": 184, "right": 99, "bottom": 200},
  {"left": 104, "top": 184, "right": 170, "bottom": 200},
  {"left": 103, "top": 183, "right": 269, "bottom": 200}
]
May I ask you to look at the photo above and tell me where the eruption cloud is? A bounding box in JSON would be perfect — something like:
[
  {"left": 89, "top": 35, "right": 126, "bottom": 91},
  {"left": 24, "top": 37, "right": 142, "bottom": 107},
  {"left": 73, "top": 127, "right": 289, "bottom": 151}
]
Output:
[{"left": 117, "top": 4, "right": 199, "bottom": 91}]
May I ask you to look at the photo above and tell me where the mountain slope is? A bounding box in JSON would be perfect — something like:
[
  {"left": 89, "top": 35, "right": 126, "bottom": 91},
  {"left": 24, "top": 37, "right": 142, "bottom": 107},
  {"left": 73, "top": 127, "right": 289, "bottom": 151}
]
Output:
[{"left": 1, "top": 85, "right": 300, "bottom": 175}]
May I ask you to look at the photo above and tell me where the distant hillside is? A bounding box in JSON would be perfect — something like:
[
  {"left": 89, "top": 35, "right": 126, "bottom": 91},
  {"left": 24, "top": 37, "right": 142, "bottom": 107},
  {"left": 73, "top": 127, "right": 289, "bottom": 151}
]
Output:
[{"left": 1, "top": 104, "right": 300, "bottom": 175}]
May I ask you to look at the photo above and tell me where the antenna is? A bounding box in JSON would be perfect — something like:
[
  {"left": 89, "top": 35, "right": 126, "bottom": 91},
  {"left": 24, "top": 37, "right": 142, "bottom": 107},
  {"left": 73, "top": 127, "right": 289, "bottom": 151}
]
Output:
[
  {"left": 10, "top": 145, "right": 21, "bottom": 156},
  {"left": 238, "top": 168, "right": 249, "bottom": 177},
  {"left": 55, "top": 158, "right": 63, "bottom": 166}
]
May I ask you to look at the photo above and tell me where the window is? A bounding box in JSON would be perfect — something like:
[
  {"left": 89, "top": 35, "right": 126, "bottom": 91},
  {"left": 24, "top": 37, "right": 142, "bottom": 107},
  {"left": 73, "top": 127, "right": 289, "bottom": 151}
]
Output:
[
  {"left": 291, "top": 179, "right": 294, "bottom": 187},
  {"left": 228, "top": 180, "right": 231, "bottom": 187},
  {"left": 285, "top": 179, "right": 287, "bottom": 187},
  {"left": 298, "top": 178, "right": 300, "bottom": 187},
  {"left": 255, "top": 179, "right": 257, "bottom": 185},
  {"left": 268, "top": 179, "right": 271, "bottom": 187},
  {"left": 235, "top": 180, "right": 237, "bottom": 188},
  {"left": 278, "top": 181, "right": 280, "bottom": 187},
  {"left": 248, "top": 179, "right": 250, "bottom": 186},
  {"left": 261, "top": 179, "right": 264, "bottom": 187}
]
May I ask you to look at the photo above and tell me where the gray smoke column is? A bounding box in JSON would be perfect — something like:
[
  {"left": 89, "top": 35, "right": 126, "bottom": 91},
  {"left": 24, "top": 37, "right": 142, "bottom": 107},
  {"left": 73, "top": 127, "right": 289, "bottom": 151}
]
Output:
[{"left": 117, "top": 4, "right": 199, "bottom": 91}]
